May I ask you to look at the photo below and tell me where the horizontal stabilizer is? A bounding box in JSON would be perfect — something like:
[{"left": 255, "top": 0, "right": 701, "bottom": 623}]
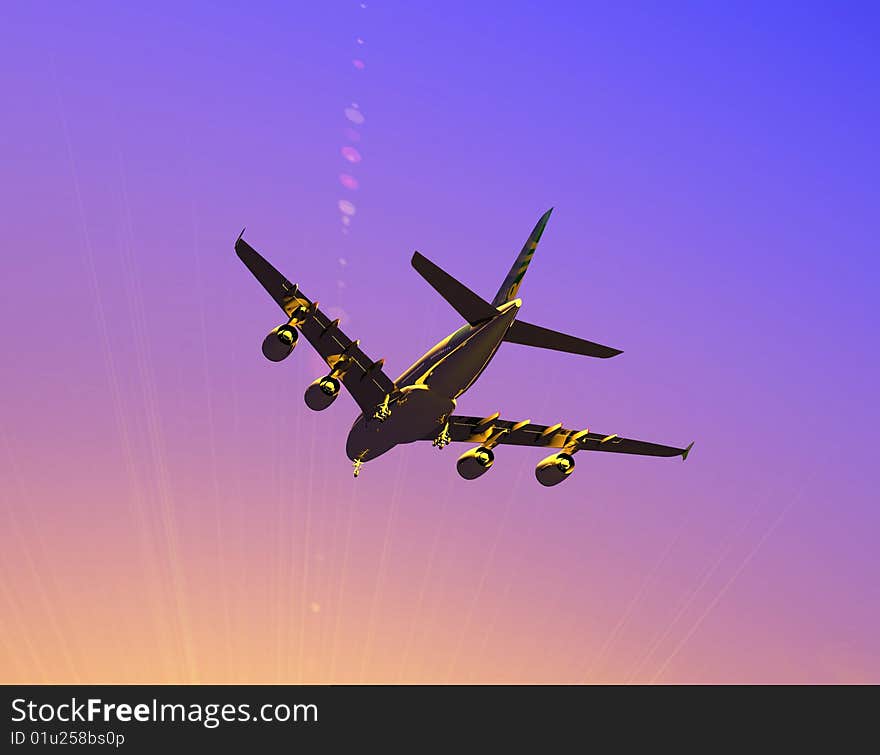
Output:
[
  {"left": 504, "top": 319, "right": 622, "bottom": 359},
  {"left": 411, "top": 251, "right": 497, "bottom": 325}
]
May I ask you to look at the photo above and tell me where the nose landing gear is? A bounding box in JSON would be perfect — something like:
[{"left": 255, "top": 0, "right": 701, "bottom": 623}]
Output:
[{"left": 351, "top": 449, "right": 369, "bottom": 478}]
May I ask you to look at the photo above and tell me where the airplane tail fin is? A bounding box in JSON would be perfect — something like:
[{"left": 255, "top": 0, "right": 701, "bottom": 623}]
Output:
[
  {"left": 411, "top": 209, "right": 620, "bottom": 359},
  {"left": 411, "top": 251, "right": 497, "bottom": 325},
  {"left": 491, "top": 208, "right": 553, "bottom": 307}
]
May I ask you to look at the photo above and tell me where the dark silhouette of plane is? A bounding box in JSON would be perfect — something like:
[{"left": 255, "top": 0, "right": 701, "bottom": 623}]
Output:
[{"left": 236, "top": 209, "right": 693, "bottom": 484}]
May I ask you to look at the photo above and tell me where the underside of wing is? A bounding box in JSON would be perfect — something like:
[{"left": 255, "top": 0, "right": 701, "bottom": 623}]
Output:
[
  {"left": 236, "top": 235, "right": 395, "bottom": 413},
  {"left": 439, "top": 415, "right": 692, "bottom": 459}
]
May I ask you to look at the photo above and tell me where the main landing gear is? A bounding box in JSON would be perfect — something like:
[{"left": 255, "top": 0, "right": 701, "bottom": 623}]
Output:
[
  {"left": 372, "top": 395, "right": 392, "bottom": 422},
  {"left": 432, "top": 422, "right": 452, "bottom": 449}
]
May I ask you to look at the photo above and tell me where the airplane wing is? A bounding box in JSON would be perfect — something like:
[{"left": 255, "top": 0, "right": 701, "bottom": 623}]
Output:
[
  {"left": 433, "top": 415, "right": 693, "bottom": 459},
  {"left": 235, "top": 234, "right": 395, "bottom": 414}
]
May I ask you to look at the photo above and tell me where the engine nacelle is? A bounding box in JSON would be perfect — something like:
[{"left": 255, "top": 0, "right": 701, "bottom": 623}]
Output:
[
  {"left": 535, "top": 452, "right": 575, "bottom": 487},
  {"left": 262, "top": 325, "right": 298, "bottom": 362},
  {"left": 304, "top": 375, "right": 341, "bottom": 411},
  {"left": 456, "top": 446, "right": 495, "bottom": 480}
]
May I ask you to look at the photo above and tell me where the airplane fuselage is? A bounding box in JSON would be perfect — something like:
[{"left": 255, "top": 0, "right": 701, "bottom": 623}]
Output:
[{"left": 345, "top": 300, "right": 521, "bottom": 461}]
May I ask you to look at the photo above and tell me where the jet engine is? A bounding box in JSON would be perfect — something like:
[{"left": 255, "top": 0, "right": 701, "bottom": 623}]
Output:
[
  {"left": 535, "top": 452, "right": 575, "bottom": 487},
  {"left": 304, "top": 375, "right": 341, "bottom": 411},
  {"left": 262, "top": 325, "right": 298, "bottom": 362},
  {"left": 456, "top": 446, "right": 495, "bottom": 480}
]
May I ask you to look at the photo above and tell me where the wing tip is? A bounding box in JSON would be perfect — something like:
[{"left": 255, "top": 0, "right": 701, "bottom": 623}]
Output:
[
  {"left": 234, "top": 227, "right": 247, "bottom": 255},
  {"left": 681, "top": 441, "right": 694, "bottom": 461}
]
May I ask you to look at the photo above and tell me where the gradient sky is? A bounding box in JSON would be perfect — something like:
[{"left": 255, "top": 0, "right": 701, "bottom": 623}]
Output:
[{"left": 1, "top": 1, "right": 878, "bottom": 683}]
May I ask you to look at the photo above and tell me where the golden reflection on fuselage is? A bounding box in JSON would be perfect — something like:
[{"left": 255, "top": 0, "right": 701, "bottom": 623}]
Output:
[
  {"left": 395, "top": 323, "right": 472, "bottom": 388},
  {"left": 396, "top": 300, "right": 520, "bottom": 399}
]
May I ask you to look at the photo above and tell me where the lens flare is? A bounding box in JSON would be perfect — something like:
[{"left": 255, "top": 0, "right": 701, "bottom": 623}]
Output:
[
  {"left": 341, "top": 146, "right": 362, "bottom": 163},
  {"left": 353, "top": 59, "right": 365, "bottom": 70},
  {"left": 344, "top": 107, "right": 365, "bottom": 125},
  {"left": 339, "top": 173, "right": 359, "bottom": 190},
  {"left": 338, "top": 200, "right": 356, "bottom": 216}
]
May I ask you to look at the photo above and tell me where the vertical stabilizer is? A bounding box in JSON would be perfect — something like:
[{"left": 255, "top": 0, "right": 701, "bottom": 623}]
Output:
[{"left": 491, "top": 208, "right": 553, "bottom": 307}]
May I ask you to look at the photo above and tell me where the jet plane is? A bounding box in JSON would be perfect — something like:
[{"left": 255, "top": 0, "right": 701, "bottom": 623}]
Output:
[{"left": 235, "top": 209, "right": 693, "bottom": 485}]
